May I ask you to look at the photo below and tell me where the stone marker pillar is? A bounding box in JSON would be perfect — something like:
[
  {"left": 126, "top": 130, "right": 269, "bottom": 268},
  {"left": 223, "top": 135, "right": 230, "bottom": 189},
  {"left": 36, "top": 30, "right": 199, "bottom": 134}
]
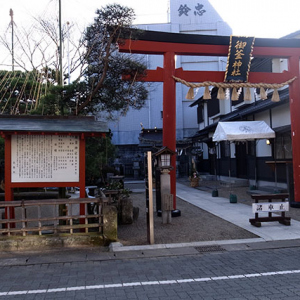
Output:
[
  {"left": 162, "top": 193, "right": 173, "bottom": 224},
  {"left": 160, "top": 169, "right": 173, "bottom": 224},
  {"left": 103, "top": 205, "right": 117, "bottom": 243}
]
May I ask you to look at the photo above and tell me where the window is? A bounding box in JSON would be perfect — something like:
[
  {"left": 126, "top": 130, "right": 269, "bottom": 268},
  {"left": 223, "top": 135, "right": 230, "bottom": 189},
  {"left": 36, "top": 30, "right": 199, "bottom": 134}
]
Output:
[
  {"left": 207, "top": 97, "right": 220, "bottom": 117},
  {"left": 220, "top": 141, "right": 230, "bottom": 158},
  {"left": 274, "top": 134, "right": 292, "bottom": 160},
  {"left": 207, "top": 87, "right": 220, "bottom": 117},
  {"left": 197, "top": 105, "right": 204, "bottom": 124}
]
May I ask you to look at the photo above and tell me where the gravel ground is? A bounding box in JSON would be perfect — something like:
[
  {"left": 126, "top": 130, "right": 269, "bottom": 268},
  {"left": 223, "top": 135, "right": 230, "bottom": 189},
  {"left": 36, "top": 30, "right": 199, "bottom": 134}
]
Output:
[
  {"left": 117, "top": 179, "right": 256, "bottom": 246},
  {"left": 118, "top": 178, "right": 300, "bottom": 246}
]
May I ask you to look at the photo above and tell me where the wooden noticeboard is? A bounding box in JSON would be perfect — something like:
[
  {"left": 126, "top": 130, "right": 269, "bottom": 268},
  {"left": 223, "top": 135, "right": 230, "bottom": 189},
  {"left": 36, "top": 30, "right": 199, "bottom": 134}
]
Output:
[{"left": 11, "top": 135, "right": 79, "bottom": 183}]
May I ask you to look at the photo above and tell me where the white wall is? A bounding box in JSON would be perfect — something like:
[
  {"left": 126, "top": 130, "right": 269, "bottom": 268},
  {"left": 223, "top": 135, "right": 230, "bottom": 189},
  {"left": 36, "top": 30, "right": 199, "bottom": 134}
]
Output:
[
  {"left": 272, "top": 58, "right": 288, "bottom": 73},
  {"left": 272, "top": 103, "right": 291, "bottom": 128},
  {"left": 252, "top": 106, "right": 290, "bottom": 158}
]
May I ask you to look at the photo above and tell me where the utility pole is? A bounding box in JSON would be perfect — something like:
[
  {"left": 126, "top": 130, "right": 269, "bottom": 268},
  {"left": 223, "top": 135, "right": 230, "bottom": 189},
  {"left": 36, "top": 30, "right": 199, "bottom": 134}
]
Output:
[
  {"left": 58, "top": 0, "right": 66, "bottom": 202},
  {"left": 58, "top": 0, "right": 63, "bottom": 86},
  {"left": 66, "top": 21, "right": 70, "bottom": 85},
  {"left": 9, "top": 8, "right": 14, "bottom": 72}
]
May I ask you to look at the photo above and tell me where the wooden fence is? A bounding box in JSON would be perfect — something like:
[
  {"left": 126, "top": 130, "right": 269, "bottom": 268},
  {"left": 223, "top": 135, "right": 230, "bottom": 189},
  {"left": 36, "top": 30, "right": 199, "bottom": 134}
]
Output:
[{"left": 0, "top": 198, "right": 104, "bottom": 237}]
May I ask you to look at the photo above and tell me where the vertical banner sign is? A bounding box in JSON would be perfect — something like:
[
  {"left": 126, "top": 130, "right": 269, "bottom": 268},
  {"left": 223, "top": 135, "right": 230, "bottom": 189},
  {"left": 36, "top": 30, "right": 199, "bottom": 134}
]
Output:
[{"left": 224, "top": 36, "right": 255, "bottom": 82}]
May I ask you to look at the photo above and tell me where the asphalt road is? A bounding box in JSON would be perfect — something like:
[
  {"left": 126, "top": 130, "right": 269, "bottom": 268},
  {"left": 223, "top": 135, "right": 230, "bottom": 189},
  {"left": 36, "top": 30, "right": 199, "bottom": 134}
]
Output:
[{"left": 1, "top": 245, "right": 300, "bottom": 299}]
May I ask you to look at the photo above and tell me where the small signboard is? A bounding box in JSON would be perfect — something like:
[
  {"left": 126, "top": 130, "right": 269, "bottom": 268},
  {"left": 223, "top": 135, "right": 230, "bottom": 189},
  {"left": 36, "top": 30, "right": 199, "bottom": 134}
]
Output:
[
  {"left": 252, "top": 202, "right": 289, "bottom": 214},
  {"left": 11, "top": 135, "right": 79, "bottom": 183}
]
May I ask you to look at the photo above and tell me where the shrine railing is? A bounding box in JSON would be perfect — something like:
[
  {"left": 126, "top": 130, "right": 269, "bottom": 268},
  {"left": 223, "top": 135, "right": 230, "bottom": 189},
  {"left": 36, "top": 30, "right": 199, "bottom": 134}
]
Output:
[{"left": 0, "top": 198, "right": 104, "bottom": 237}]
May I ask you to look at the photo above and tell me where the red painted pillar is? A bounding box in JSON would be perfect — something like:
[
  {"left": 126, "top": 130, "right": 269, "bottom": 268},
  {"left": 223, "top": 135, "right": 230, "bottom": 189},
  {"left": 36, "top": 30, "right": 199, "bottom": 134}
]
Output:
[
  {"left": 79, "top": 135, "right": 86, "bottom": 217},
  {"left": 4, "top": 135, "right": 14, "bottom": 220},
  {"left": 288, "top": 55, "right": 300, "bottom": 202},
  {"left": 163, "top": 51, "right": 177, "bottom": 208}
]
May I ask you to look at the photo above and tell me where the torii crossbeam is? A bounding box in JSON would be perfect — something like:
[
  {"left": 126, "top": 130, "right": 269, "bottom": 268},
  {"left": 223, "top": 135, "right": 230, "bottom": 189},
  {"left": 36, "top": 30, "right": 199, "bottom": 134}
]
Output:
[{"left": 118, "top": 30, "right": 300, "bottom": 207}]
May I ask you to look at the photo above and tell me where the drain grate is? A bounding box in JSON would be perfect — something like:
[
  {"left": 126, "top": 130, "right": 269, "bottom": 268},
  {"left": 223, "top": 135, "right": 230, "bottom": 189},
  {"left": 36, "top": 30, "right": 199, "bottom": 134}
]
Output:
[{"left": 195, "top": 245, "right": 226, "bottom": 253}]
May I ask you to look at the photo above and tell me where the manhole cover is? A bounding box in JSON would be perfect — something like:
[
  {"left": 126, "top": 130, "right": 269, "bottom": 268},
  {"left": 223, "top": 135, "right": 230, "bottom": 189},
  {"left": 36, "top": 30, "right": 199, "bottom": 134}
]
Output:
[{"left": 195, "top": 245, "right": 226, "bottom": 253}]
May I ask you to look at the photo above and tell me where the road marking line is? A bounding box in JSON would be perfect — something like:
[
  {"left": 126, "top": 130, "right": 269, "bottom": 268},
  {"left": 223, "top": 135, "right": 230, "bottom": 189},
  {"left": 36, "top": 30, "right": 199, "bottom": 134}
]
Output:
[
  {"left": 194, "top": 277, "right": 212, "bottom": 282},
  {"left": 7, "top": 291, "right": 27, "bottom": 295},
  {"left": 228, "top": 275, "right": 245, "bottom": 279},
  {"left": 141, "top": 281, "right": 160, "bottom": 285},
  {"left": 277, "top": 271, "right": 294, "bottom": 275},
  {"left": 85, "top": 285, "right": 104, "bottom": 289},
  {"left": 244, "top": 273, "right": 261, "bottom": 277},
  {"left": 159, "top": 280, "right": 177, "bottom": 284},
  {"left": 177, "top": 279, "right": 194, "bottom": 283},
  {"left": 66, "top": 286, "right": 85, "bottom": 291},
  {"left": 47, "top": 288, "right": 66, "bottom": 292},
  {"left": 123, "top": 282, "right": 141, "bottom": 286},
  {"left": 211, "top": 276, "right": 229, "bottom": 280},
  {"left": 104, "top": 284, "right": 122, "bottom": 288},
  {"left": 27, "top": 289, "right": 47, "bottom": 294},
  {"left": 1, "top": 269, "right": 300, "bottom": 297},
  {"left": 261, "top": 272, "right": 278, "bottom": 276}
]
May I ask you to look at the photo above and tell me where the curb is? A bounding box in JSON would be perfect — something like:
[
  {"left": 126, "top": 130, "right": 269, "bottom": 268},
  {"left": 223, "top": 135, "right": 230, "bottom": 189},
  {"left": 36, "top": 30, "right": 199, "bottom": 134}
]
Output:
[{"left": 109, "top": 238, "right": 264, "bottom": 252}]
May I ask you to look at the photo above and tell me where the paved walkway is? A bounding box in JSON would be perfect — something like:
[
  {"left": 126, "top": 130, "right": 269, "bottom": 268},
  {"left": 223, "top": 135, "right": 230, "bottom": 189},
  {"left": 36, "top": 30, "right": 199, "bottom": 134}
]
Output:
[{"left": 176, "top": 182, "right": 300, "bottom": 242}]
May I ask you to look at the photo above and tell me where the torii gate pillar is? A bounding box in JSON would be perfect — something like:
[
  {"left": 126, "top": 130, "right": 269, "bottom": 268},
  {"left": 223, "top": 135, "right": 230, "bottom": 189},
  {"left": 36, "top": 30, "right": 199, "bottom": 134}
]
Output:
[
  {"left": 288, "top": 55, "right": 300, "bottom": 206},
  {"left": 163, "top": 52, "right": 177, "bottom": 204}
]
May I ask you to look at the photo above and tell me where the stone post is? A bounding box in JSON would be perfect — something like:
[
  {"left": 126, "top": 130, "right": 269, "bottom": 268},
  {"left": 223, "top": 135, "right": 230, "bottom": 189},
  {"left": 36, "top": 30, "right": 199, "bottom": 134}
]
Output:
[
  {"left": 162, "top": 194, "right": 173, "bottom": 224},
  {"left": 103, "top": 205, "right": 118, "bottom": 244},
  {"left": 160, "top": 169, "right": 173, "bottom": 224}
]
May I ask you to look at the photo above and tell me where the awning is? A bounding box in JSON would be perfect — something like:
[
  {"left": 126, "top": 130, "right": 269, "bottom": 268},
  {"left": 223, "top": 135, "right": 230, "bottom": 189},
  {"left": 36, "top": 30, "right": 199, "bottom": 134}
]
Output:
[{"left": 212, "top": 121, "right": 275, "bottom": 142}]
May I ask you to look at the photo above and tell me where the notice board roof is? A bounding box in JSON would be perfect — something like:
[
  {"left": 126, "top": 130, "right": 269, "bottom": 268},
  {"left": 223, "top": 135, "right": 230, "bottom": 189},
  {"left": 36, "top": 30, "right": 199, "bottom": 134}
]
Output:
[{"left": 0, "top": 115, "right": 108, "bottom": 135}]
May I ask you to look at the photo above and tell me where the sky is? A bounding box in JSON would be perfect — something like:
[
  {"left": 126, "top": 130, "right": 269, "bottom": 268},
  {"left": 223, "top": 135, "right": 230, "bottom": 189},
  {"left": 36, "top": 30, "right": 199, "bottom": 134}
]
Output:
[
  {"left": 1, "top": 0, "right": 300, "bottom": 38},
  {"left": 1, "top": 0, "right": 300, "bottom": 70}
]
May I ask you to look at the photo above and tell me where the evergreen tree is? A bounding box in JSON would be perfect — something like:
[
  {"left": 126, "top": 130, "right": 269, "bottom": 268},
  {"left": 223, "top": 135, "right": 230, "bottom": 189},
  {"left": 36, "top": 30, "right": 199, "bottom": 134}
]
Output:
[{"left": 74, "top": 3, "right": 148, "bottom": 117}]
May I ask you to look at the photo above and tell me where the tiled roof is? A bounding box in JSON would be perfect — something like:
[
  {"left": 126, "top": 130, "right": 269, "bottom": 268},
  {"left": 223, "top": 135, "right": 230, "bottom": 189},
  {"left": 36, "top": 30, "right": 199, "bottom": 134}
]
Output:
[{"left": 0, "top": 115, "right": 108, "bottom": 134}]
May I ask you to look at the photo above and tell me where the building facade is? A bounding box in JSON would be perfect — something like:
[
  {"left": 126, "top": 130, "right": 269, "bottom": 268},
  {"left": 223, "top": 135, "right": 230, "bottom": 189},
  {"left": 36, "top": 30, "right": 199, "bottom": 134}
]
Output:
[
  {"left": 191, "top": 31, "right": 300, "bottom": 195},
  {"left": 108, "top": 0, "right": 232, "bottom": 177}
]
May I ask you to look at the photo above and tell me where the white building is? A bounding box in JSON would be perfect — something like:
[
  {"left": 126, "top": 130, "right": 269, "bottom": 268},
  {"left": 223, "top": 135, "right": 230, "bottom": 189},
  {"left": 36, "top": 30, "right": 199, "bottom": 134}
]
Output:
[{"left": 108, "top": 0, "right": 232, "bottom": 177}]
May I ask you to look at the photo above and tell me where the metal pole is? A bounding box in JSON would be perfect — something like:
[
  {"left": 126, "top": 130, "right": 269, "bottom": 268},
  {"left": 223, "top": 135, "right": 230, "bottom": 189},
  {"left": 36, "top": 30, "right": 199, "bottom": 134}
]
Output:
[
  {"left": 274, "top": 139, "right": 278, "bottom": 189},
  {"left": 58, "top": 0, "right": 65, "bottom": 199},
  {"left": 254, "top": 155, "right": 257, "bottom": 187},
  {"left": 59, "top": 0, "right": 63, "bottom": 86},
  {"left": 147, "top": 151, "right": 154, "bottom": 244},
  {"left": 67, "top": 21, "right": 70, "bottom": 85},
  {"left": 9, "top": 9, "right": 14, "bottom": 72}
]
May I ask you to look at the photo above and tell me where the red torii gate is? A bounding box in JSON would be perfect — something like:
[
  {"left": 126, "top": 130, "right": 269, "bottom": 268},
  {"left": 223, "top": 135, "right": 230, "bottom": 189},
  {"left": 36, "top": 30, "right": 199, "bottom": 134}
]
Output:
[{"left": 118, "top": 30, "right": 300, "bottom": 206}]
